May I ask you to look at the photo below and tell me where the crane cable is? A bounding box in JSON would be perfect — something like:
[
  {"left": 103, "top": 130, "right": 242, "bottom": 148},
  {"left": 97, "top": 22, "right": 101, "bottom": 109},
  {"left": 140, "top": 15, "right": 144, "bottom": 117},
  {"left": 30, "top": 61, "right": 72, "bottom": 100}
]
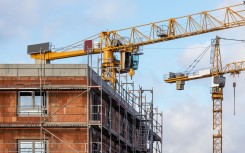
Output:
[
  {"left": 218, "top": 37, "right": 245, "bottom": 116},
  {"left": 233, "top": 81, "right": 236, "bottom": 116},
  {"left": 218, "top": 37, "right": 245, "bottom": 42},
  {"left": 53, "top": 33, "right": 100, "bottom": 52},
  {"left": 179, "top": 37, "right": 245, "bottom": 76},
  {"left": 181, "top": 37, "right": 245, "bottom": 73},
  {"left": 179, "top": 44, "right": 211, "bottom": 74}
]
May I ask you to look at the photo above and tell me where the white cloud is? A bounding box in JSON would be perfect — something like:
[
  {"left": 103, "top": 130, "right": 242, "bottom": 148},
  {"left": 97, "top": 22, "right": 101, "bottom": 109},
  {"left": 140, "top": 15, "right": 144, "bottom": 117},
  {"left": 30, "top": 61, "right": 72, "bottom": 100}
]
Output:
[{"left": 164, "top": 99, "right": 211, "bottom": 153}]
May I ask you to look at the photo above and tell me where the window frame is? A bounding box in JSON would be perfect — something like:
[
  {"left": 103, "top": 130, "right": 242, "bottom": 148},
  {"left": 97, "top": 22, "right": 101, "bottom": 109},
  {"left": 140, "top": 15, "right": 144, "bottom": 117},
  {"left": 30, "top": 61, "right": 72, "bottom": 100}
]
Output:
[
  {"left": 18, "top": 139, "right": 47, "bottom": 153},
  {"left": 17, "top": 91, "right": 48, "bottom": 116}
]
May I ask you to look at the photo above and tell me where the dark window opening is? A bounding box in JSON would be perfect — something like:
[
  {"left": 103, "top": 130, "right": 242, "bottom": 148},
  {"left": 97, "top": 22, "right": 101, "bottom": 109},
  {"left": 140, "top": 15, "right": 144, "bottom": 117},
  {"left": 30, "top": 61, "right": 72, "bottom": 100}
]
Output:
[{"left": 91, "top": 92, "right": 100, "bottom": 120}]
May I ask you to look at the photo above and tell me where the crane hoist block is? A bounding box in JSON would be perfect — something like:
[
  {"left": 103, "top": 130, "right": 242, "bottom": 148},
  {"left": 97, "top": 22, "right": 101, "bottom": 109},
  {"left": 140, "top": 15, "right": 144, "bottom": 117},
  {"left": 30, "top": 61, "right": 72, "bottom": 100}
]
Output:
[{"left": 176, "top": 80, "right": 185, "bottom": 90}]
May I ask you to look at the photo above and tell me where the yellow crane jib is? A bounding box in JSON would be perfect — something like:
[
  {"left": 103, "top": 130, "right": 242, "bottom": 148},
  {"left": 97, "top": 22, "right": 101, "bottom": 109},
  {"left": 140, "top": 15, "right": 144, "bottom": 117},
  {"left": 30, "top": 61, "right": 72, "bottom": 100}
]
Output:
[
  {"left": 164, "top": 61, "right": 245, "bottom": 89},
  {"left": 27, "top": 3, "right": 245, "bottom": 87}
]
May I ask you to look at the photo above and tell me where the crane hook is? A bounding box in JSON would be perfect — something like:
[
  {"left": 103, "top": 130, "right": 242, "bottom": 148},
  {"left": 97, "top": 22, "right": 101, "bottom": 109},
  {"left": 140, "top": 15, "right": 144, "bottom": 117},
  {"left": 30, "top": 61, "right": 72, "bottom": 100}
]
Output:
[
  {"left": 233, "top": 82, "right": 236, "bottom": 116},
  {"left": 129, "top": 68, "right": 135, "bottom": 80}
]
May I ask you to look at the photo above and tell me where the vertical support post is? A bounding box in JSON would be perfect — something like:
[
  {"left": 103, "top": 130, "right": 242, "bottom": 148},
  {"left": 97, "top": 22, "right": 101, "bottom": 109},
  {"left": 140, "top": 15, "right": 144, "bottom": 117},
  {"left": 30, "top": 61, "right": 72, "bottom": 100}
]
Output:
[
  {"left": 161, "top": 111, "right": 163, "bottom": 153},
  {"left": 39, "top": 48, "right": 44, "bottom": 150},
  {"left": 150, "top": 89, "right": 154, "bottom": 153},
  {"left": 86, "top": 41, "right": 91, "bottom": 153},
  {"left": 118, "top": 79, "right": 121, "bottom": 153},
  {"left": 109, "top": 96, "right": 112, "bottom": 153},
  {"left": 100, "top": 36, "right": 103, "bottom": 153},
  {"left": 125, "top": 77, "right": 128, "bottom": 153}
]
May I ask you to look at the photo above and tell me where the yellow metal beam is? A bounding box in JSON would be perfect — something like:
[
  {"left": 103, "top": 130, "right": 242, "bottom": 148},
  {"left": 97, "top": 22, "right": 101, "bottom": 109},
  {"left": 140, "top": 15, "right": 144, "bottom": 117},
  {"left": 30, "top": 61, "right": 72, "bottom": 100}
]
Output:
[
  {"left": 164, "top": 60, "right": 245, "bottom": 83},
  {"left": 30, "top": 3, "right": 245, "bottom": 61},
  {"left": 30, "top": 49, "right": 101, "bottom": 60}
]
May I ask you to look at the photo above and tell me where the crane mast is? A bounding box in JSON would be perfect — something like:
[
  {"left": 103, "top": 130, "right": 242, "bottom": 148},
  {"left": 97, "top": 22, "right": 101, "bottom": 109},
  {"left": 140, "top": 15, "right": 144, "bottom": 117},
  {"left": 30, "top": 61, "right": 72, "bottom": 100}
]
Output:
[{"left": 211, "top": 37, "right": 223, "bottom": 153}]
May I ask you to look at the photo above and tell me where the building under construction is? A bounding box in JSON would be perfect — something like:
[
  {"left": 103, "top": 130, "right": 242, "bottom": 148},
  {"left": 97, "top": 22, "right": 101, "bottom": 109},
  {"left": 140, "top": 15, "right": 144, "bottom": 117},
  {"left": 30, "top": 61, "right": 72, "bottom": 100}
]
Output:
[{"left": 0, "top": 64, "right": 163, "bottom": 153}]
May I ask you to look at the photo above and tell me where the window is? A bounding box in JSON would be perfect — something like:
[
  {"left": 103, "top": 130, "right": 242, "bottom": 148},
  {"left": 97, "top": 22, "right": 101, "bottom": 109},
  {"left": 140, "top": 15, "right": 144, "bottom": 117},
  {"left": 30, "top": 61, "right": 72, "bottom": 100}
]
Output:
[
  {"left": 18, "top": 140, "right": 47, "bottom": 153},
  {"left": 18, "top": 91, "right": 47, "bottom": 116},
  {"left": 131, "top": 54, "right": 139, "bottom": 70}
]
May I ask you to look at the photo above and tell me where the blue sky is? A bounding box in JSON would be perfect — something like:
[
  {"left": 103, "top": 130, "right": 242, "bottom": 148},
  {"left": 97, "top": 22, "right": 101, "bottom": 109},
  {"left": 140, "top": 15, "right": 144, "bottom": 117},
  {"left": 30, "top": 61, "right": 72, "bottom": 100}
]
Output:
[{"left": 1, "top": 0, "right": 245, "bottom": 153}]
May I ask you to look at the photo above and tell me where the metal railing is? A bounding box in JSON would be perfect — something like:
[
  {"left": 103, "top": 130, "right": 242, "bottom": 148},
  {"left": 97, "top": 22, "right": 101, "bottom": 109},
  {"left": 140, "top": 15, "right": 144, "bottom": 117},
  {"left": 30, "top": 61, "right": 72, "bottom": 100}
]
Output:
[{"left": 0, "top": 105, "right": 87, "bottom": 123}]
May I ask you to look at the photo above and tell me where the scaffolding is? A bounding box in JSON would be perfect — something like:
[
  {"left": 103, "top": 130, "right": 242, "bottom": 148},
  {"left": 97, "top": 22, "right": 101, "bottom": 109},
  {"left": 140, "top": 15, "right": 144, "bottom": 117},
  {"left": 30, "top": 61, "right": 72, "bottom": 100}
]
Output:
[
  {"left": 0, "top": 51, "right": 163, "bottom": 153},
  {"left": 86, "top": 43, "right": 163, "bottom": 153}
]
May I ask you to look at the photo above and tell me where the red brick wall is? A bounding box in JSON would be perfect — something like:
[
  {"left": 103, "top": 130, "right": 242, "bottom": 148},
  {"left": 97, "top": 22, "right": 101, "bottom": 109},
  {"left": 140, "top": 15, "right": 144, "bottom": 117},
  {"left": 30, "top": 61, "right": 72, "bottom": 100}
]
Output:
[
  {"left": 47, "top": 91, "right": 87, "bottom": 123},
  {"left": 0, "top": 76, "right": 87, "bottom": 88},
  {"left": 0, "top": 91, "right": 16, "bottom": 123},
  {"left": 0, "top": 77, "right": 88, "bottom": 124},
  {"left": 0, "top": 129, "right": 88, "bottom": 152}
]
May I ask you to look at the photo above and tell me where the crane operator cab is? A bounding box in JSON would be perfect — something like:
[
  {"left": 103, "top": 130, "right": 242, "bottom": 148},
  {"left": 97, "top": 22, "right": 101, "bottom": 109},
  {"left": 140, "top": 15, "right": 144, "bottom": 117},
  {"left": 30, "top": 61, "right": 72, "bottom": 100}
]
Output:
[
  {"left": 111, "top": 38, "right": 143, "bottom": 78},
  {"left": 120, "top": 52, "right": 140, "bottom": 71},
  {"left": 211, "top": 75, "right": 226, "bottom": 94},
  {"left": 212, "top": 75, "right": 226, "bottom": 88},
  {"left": 119, "top": 51, "right": 142, "bottom": 78}
]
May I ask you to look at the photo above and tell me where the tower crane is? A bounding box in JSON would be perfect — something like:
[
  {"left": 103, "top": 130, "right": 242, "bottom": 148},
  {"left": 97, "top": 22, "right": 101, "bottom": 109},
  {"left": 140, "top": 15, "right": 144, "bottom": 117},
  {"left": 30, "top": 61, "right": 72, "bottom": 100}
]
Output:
[
  {"left": 164, "top": 36, "right": 245, "bottom": 153},
  {"left": 27, "top": 3, "right": 245, "bottom": 88}
]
